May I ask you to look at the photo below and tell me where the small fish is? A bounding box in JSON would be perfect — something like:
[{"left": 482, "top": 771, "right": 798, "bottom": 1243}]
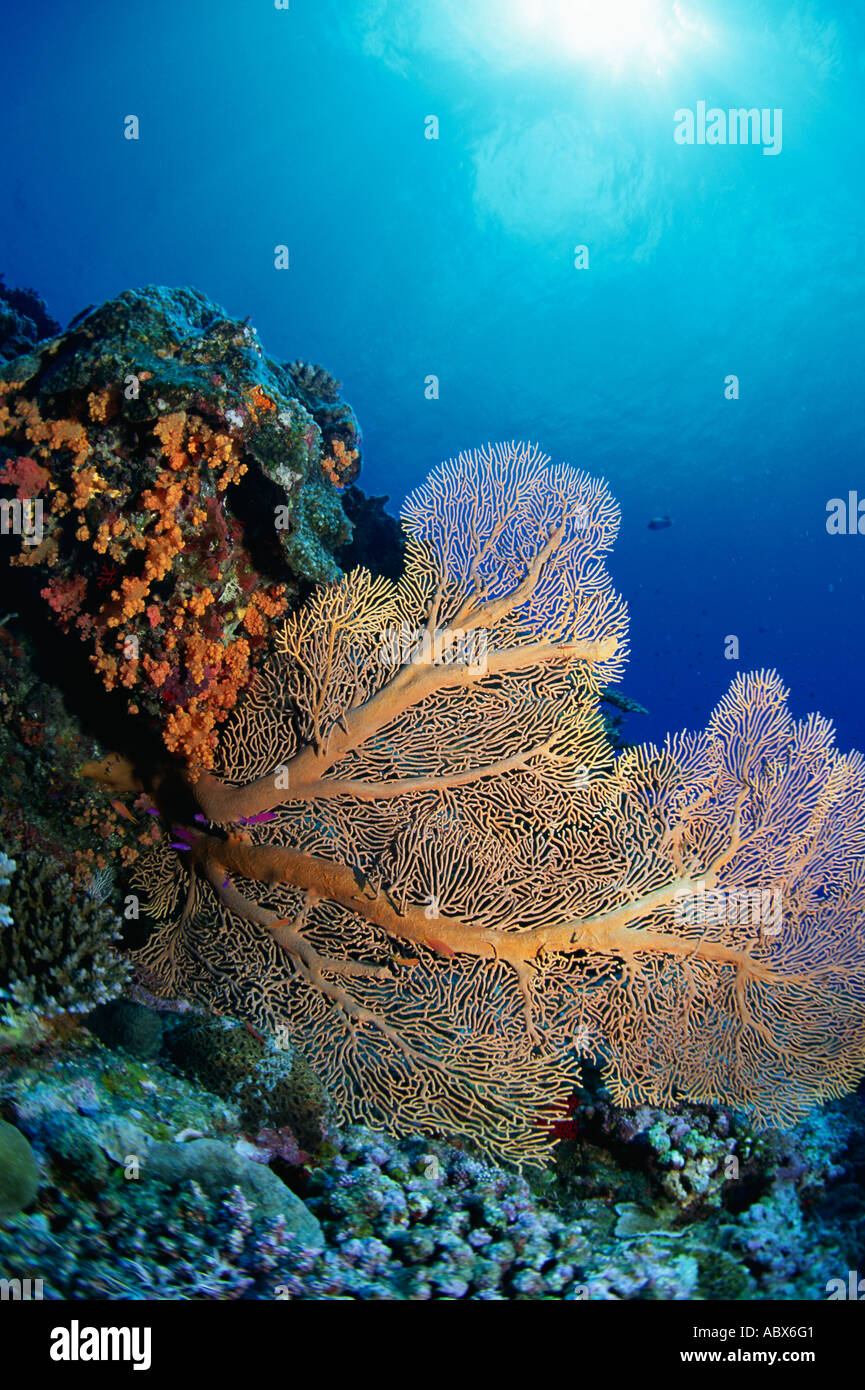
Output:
[
  {"left": 168, "top": 842, "right": 190, "bottom": 851},
  {"left": 237, "top": 811, "right": 277, "bottom": 825},
  {"left": 110, "top": 798, "right": 137, "bottom": 824},
  {"left": 647, "top": 515, "right": 672, "bottom": 530},
  {"left": 424, "top": 935, "right": 455, "bottom": 957}
]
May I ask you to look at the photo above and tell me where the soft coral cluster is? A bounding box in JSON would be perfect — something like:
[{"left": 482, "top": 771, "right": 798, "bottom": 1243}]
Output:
[
  {"left": 0, "top": 286, "right": 356, "bottom": 771},
  {"left": 0, "top": 454, "right": 51, "bottom": 499},
  {"left": 0, "top": 385, "right": 286, "bottom": 769}
]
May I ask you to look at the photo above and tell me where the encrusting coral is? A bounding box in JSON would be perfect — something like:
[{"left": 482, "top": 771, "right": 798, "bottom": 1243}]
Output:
[
  {"left": 161, "top": 1014, "right": 331, "bottom": 1154},
  {"left": 109, "top": 441, "right": 865, "bottom": 1165}
]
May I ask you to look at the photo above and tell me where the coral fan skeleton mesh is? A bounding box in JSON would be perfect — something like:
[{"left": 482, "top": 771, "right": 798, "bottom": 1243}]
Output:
[{"left": 132, "top": 443, "right": 865, "bottom": 1164}]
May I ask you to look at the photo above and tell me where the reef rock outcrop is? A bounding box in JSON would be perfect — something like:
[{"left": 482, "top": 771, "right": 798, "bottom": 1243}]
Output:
[{"left": 0, "top": 286, "right": 357, "bottom": 769}]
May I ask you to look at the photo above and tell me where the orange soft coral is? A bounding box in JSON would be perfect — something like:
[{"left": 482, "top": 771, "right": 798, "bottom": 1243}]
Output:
[
  {"left": 246, "top": 384, "right": 276, "bottom": 416},
  {"left": 321, "top": 437, "right": 359, "bottom": 488},
  {"left": 87, "top": 387, "right": 119, "bottom": 423},
  {"left": 153, "top": 411, "right": 189, "bottom": 471}
]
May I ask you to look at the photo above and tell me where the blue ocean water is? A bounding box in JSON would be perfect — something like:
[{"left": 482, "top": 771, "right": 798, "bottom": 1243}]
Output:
[{"left": 3, "top": 0, "right": 862, "bottom": 751}]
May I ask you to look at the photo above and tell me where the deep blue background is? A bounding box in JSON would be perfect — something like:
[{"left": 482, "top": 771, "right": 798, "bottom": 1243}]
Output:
[{"left": 3, "top": 0, "right": 863, "bottom": 751}]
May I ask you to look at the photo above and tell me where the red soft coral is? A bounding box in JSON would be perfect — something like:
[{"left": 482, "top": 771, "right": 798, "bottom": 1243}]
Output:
[{"left": 0, "top": 455, "right": 51, "bottom": 499}]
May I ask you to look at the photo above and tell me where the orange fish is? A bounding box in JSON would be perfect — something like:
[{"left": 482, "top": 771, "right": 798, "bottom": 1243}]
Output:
[
  {"left": 79, "top": 754, "right": 142, "bottom": 794},
  {"left": 110, "top": 798, "right": 137, "bottom": 823},
  {"left": 424, "top": 936, "right": 455, "bottom": 957}
]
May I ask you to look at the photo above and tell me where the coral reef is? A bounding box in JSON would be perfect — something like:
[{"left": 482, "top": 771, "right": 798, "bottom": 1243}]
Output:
[
  {"left": 86, "top": 999, "right": 163, "bottom": 1059},
  {"left": 161, "top": 1015, "right": 330, "bottom": 1154},
  {"left": 286, "top": 361, "right": 343, "bottom": 404},
  {"left": 0, "top": 846, "right": 129, "bottom": 1016},
  {"left": 295, "top": 1128, "right": 591, "bottom": 1298},
  {"left": 0, "top": 274, "right": 61, "bottom": 364},
  {"left": 0, "top": 1117, "right": 38, "bottom": 1218},
  {"left": 0, "top": 1023, "right": 323, "bottom": 1296},
  {"left": 337, "top": 486, "right": 406, "bottom": 580},
  {"left": 144, "top": 1137, "right": 322, "bottom": 1242},
  {"left": 1, "top": 1176, "right": 314, "bottom": 1299},
  {"left": 553, "top": 1082, "right": 749, "bottom": 1216},
  {"left": 127, "top": 442, "right": 865, "bottom": 1165},
  {"left": 0, "top": 609, "right": 162, "bottom": 986},
  {"left": 2, "top": 1013, "right": 863, "bottom": 1298},
  {"left": 554, "top": 1078, "right": 865, "bottom": 1299},
  {"left": 1, "top": 291, "right": 862, "bottom": 1301},
  {"left": 0, "top": 286, "right": 356, "bottom": 769},
  {"left": 286, "top": 359, "right": 362, "bottom": 487}
]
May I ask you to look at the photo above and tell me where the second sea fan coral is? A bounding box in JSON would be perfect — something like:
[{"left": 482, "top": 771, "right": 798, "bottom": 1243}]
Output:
[{"left": 130, "top": 442, "right": 865, "bottom": 1164}]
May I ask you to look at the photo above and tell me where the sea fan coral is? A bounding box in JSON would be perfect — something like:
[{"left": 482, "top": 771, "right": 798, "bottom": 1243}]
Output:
[{"left": 129, "top": 443, "right": 865, "bottom": 1164}]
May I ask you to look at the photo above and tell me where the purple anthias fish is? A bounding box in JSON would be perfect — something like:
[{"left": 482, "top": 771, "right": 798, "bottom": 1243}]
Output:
[{"left": 237, "top": 812, "right": 278, "bottom": 824}]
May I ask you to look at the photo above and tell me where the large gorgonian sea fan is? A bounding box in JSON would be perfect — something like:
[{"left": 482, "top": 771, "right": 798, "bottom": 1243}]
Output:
[{"left": 131, "top": 442, "right": 865, "bottom": 1165}]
